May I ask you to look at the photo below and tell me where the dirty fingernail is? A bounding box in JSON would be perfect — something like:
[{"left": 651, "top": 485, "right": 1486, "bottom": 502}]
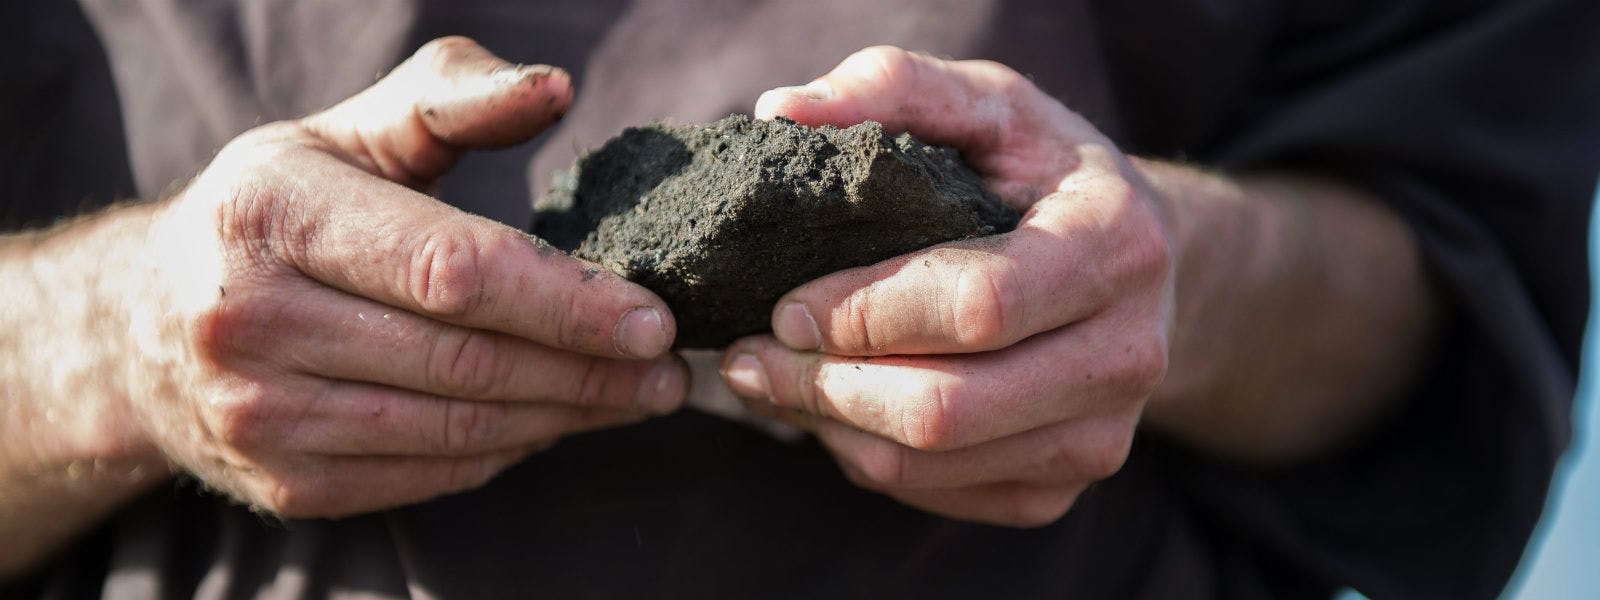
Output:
[
  {"left": 774, "top": 302, "right": 821, "bottom": 351},
  {"left": 521, "top": 63, "right": 557, "bottom": 78},
  {"left": 723, "top": 353, "right": 770, "bottom": 400},
  {"left": 615, "top": 307, "right": 668, "bottom": 358},
  {"left": 636, "top": 360, "right": 686, "bottom": 415},
  {"left": 491, "top": 63, "right": 556, "bottom": 86},
  {"left": 490, "top": 65, "right": 527, "bottom": 85}
]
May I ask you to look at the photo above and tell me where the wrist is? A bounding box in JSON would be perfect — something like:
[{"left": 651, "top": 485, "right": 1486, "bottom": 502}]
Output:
[
  {"left": 1128, "top": 158, "right": 1436, "bottom": 463},
  {"left": 0, "top": 203, "right": 176, "bottom": 578},
  {"left": 1130, "top": 158, "right": 1268, "bottom": 411},
  {"left": 1, "top": 202, "right": 169, "bottom": 474}
]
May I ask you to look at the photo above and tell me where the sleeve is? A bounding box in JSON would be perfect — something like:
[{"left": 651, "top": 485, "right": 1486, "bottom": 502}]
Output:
[
  {"left": 1147, "top": 1, "right": 1600, "bottom": 597},
  {"left": 0, "top": 0, "right": 135, "bottom": 231}
]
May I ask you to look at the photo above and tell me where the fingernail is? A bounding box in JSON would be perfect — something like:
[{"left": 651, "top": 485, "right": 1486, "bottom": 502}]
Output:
[
  {"left": 490, "top": 65, "right": 526, "bottom": 86},
  {"left": 492, "top": 64, "right": 556, "bottom": 86},
  {"left": 722, "top": 353, "right": 770, "bottom": 400},
  {"left": 636, "top": 360, "right": 686, "bottom": 415},
  {"left": 773, "top": 302, "right": 821, "bottom": 351},
  {"left": 615, "top": 307, "right": 668, "bottom": 358},
  {"left": 797, "top": 80, "right": 832, "bottom": 100}
]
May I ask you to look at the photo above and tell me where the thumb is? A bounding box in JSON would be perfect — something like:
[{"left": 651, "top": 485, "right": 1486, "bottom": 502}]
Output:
[
  {"left": 754, "top": 46, "right": 1106, "bottom": 208},
  {"left": 300, "top": 36, "right": 573, "bottom": 187}
]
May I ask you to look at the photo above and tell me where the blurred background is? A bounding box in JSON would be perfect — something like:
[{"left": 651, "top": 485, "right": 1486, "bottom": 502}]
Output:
[{"left": 1505, "top": 185, "right": 1600, "bottom": 599}]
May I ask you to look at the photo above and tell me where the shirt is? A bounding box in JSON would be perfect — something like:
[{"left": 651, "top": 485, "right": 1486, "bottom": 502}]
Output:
[{"left": 5, "top": 0, "right": 1599, "bottom": 597}]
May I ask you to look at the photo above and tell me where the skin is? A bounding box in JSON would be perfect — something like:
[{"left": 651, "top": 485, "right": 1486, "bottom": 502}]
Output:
[
  {"left": 1, "top": 40, "right": 1436, "bottom": 577},
  {"left": 0, "top": 38, "right": 688, "bottom": 578},
  {"left": 718, "top": 47, "right": 1436, "bottom": 527}
]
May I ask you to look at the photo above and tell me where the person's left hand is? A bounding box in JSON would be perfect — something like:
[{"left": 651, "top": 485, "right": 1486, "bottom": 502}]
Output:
[{"left": 720, "top": 47, "right": 1175, "bottom": 527}]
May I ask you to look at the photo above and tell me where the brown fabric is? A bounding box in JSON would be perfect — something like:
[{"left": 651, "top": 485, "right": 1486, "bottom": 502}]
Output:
[{"left": 5, "top": 0, "right": 1599, "bottom": 597}]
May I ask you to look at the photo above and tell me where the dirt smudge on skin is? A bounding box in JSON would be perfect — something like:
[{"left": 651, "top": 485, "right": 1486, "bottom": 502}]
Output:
[{"left": 529, "top": 235, "right": 558, "bottom": 258}]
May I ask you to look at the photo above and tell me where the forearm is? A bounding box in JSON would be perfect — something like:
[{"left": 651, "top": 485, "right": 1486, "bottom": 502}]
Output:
[
  {"left": 0, "top": 205, "right": 169, "bottom": 580},
  {"left": 1139, "top": 159, "right": 1438, "bottom": 464}
]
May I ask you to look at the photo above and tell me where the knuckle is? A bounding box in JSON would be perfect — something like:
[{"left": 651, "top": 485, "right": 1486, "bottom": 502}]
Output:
[
  {"left": 839, "top": 463, "right": 880, "bottom": 491},
  {"left": 209, "top": 387, "right": 278, "bottom": 450},
  {"left": 1048, "top": 429, "right": 1132, "bottom": 482},
  {"left": 213, "top": 168, "right": 277, "bottom": 239},
  {"left": 210, "top": 173, "right": 297, "bottom": 265},
  {"left": 447, "top": 454, "right": 504, "bottom": 493},
  {"left": 209, "top": 126, "right": 301, "bottom": 182},
  {"left": 428, "top": 329, "right": 507, "bottom": 398},
  {"left": 189, "top": 299, "right": 247, "bottom": 362},
  {"left": 901, "top": 376, "right": 962, "bottom": 451},
  {"left": 189, "top": 133, "right": 315, "bottom": 270},
  {"left": 853, "top": 444, "right": 912, "bottom": 488},
  {"left": 838, "top": 459, "right": 905, "bottom": 494},
  {"left": 569, "top": 355, "right": 626, "bottom": 408},
  {"left": 1002, "top": 488, "right": 1081, "bottom": 528},
  {"left": 843, "top": 287, "right": 878, "bottom": 353},
  {"left": 1084, "top": 432, "right": 1134, "bottom": 481},
  {"left": 1091, "top": 179, "right": 1172, "bottom": 289},
  {"left": 953, "top": 258, "right": 1026, "bottom": 350},
  {"left": 553, "top": 278, "right": 598, "bottom": 351},
  {"left": 407, "top": 227, "right": 491, "bottom": 318},
  {"left": 1041, "top": 436, "right": 1079, "bottom": 476},
  {"left": 190, "top": 287, "right": 295, "bottom": 362},
  {"left": 1108, "top": 331, "right": 1169, "bottom": 398},
  {"left": 1125, "top": 214, "right": 1174, "bottom": 285},
  {"left": 419, "top": 36, "right": 478, "bottom": 66},
  {"left": 807, "top": 360, "right": 831, "bottom": 417},
  {"left": 440, "top": 401, "right": 505, "bottom": 454},
  {"left": 983, "top": 61, "right": 1035, "bottom": 95},
  {"left": 782, "top": 354, "right": 829, "bottom": 416},
  {"left": 260, "top": 473, "right": 322, "bottom": 518},
  {"left": 846, "top": 45, "right": 920, "bottom": 83},
  {"left": 959, "top": 58, "right": 1038, "bottom": 111}
]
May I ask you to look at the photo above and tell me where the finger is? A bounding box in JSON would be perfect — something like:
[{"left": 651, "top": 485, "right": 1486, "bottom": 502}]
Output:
[
  {"left": 280, "top": 381, "right": 646, "bottom": 457},
  {"left": 236, "top": 147, "right": 675, "bottom": 358},
  {"left": 238, "top": 445, "right": 535, "bottom": 518},
  {"left": 755, "top": 46, "right": 1027, "bottom": 153},
  {"left": 754, "top": 46, "right": 1094, "bottom": 206},
  {"left": 239, "top": 278, "right": 685, "bottom": 412},
  {"left": 302, "top": 36, "right": 573, "bottom": 187},
  {"left": 772, "top": 177, "right": 1165, "bottom": 356},
  {"left": 853, "top": 478, "right": 1085, "bottom": 529},
  {"left": 800, "top": 415, "right": 1132, "bottom": 490},
  {"left": 679, "top": 349, "right": 808, "bottom": 440},
  {"left": 722, "top": 317, "right": 1165, "bottom": 451}
]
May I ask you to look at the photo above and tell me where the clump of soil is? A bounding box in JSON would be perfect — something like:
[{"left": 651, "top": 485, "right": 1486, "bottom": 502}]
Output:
[{"left": 532, "top": 114, "right": 1017, "bottom": 348}]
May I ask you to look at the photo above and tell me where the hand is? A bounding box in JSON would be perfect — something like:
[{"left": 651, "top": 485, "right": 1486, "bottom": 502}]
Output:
[
  {"left": 722, "top": 47, "right": 1173, "bottom": 527},
  {"left": 122, "top": 37, "right": 686, "bottom": 518}
]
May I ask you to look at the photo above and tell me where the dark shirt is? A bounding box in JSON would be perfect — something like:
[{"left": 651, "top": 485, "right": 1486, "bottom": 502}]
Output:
[{"left": 5, "top": 1, "right": 1600, "bottom": 597}]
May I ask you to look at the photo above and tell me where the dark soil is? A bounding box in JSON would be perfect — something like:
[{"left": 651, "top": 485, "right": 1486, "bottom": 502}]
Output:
[{"left": 532, "top": 114, "right": 1018, "bottom": 348}]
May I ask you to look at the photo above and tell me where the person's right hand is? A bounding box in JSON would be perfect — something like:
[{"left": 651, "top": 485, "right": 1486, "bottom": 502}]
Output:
[{"left": 121, "top": 37, "right": 686, "bottom": 518}]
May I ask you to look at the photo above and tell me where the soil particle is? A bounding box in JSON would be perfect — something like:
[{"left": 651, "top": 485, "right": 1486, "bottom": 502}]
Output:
[{"left": 533, "top": 114, "right": 1017, "bottom": 348}]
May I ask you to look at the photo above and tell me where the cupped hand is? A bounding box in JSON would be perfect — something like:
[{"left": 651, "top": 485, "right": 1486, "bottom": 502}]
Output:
[
  {"left": 125, "top": 37, "right": 686, "bottom": 518},
  {"left": 723, "top": 47, "right": 1174, "bottom": 527}
]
